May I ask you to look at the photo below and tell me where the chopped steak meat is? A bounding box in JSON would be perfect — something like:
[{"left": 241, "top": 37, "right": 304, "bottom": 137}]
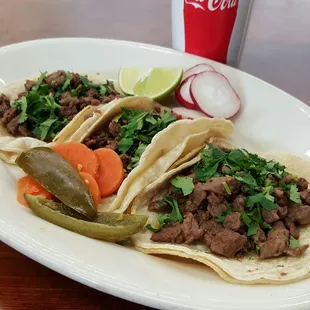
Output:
[
  {"left": 202, "top": 176, "right": 241, "bottom": 196},
  {"left": 108, "top": 121, "right": 121, "bottom": 137},
  {"left": 7, "top": 115, "right": 21, "bottom": 135},
  {"left": 252, "top": 227, "right": 266, "bottom": 245},
  {"left": 151, "top": 212, "right": 203, "bottom": 244},
  {"left": 231, "top": 194, "right": 246, "bottom": 212},
  {"left": 83, "top": 132, "right": 108, "bottom": 150},
  {"left": 288, "top": 204, "right": 310, "bottom": 225},
  {"left": 105, "top": 139, "right": 118, "bottom": 151},
  {"left": 297, "top": 177, "right": 309, "bottom": 191},
  {"left": 209, "top": 231, "right": 247, "bottom": 258},
  {"left": 3, "top": 108, "right": 18, "bottom": 125},
  {"left": 119, "top": 154, "right": 131, "bottom": 167},
  {"left": 44, "top": 70, "right": 66, "bottom": 87},
  {"left": 278, "top": 206, "right": 288, "bottom": 219},
  {"left": 259, "top": 223, "right": 289, "bottom": 259},
  {"left": 223, "top": 212, "right": 242, "bottom": 231},
  {"left": 280, "top": 174, "right": 295, "bottom": 184},
  {"left": 285, "top": 245, "right": 309, "bottom": 257},
  {"left": 284, "top": 218, "right": 299, "bottom": 239},
  {"left": 151, "top": 223, "right": 185, "bottom": 244},
  {"left": 24, "top": 80, "right": 36, "bottom": 91},
  {"left": 0, "top": 94, "right": 11, "bottom": 117},
  {"left": 300, "top": 190, "right": 310, "bottom": 204},
  {"left": 262, "top": 209, "right": 280, "bottom": 224},
  {"left": 207, "top": 199, "right": 227, "bottom": 217}
]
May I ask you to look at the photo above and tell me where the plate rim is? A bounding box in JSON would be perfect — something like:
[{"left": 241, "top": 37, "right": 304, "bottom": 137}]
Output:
[{"left": 1, "top": 37, "right": 310, "bottom": 310}]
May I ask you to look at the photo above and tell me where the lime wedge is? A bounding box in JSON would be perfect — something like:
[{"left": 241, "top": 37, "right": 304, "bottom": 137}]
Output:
[
  {"left": 118, "top": 67, "right": 151, "bottom": 95},
  {"left": 118, "top": 67, "right": 183, "bottom": 100}
]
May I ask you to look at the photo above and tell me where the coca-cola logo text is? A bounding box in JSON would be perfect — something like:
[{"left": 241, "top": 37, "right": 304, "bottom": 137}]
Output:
[{"left": 185, "top": 0, "right": 237, "bottom": 11}]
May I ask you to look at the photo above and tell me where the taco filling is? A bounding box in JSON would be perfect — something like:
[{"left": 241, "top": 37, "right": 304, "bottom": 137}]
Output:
[
  {"left": 147, "top": 145, "right": 310, "bottom": 259},
  {"left": 0, "top": 71, "right": 121, "bottom": 141},
  {"left": 83, "top": 106, "right": 177, "bottom": 174}
]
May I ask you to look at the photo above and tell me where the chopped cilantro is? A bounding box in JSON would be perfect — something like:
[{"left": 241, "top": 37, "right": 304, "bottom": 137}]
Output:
[
  {"left": 80, "top": 75, "right": 107, "bottom": 96},
  {"left": 246, "top": 193, "right": 278, "bottom": 211},
  {"left": 126, "top": 143, "right": 147, "bottom": 171},
  {"left": 146, "top": 197, "right": 183, "bottom": 232},
  {"left": 62, "top": 72, "right": 72, "bottom": 91},
  {"left": 116, "top": 108, "right": 176, "bottom": 169},
  {"left": 240, "top": 212, "right": 258, "bottom": 236},
  {"left": 289, "top": 184, "right": 301, "bottom": 203},
  {"left": 222, "top": 181, "right": 231, "bottom": 195},
  {"left": 171, "top": 177, "right": 194, "bottom": 196},
  {"left": 255, "top": 245, "right": 260, "bottom": 254},
  {"left": 289, "top": 236, "right": 300, "bottom": 248},
  {"left": 217, "top": 206, "right": 232, "bottom": 223}
]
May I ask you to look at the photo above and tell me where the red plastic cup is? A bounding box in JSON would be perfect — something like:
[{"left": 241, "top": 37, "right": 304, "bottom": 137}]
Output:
[{"left": 172, "top": 0, "right": 254, "bottom": 67}]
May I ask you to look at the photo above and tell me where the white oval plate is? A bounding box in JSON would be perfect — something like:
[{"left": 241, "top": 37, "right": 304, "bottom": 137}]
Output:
[{"left": 1, "top": 38, "right": 310, "bottom": 310}]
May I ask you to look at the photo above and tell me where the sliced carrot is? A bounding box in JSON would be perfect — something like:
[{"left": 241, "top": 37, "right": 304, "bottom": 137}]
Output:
[
  {"left": 94, "top": 148, "right": 124, "bottom": 197},
  {"left": 17, "top": 175, "right": 53, "bottom": 207},
  {"left": 52, "top": 142, "right": 99, "bottom": 177},
  {"left": 79, "top": 172, "right": 101, "bottom": 207}
]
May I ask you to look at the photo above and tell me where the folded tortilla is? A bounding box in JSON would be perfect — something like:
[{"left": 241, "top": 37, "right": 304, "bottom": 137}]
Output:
[
  {"left": 66, "top": 96, "right": 234, "bottom": 213},
  {"left": 130, "top": 139, "right": 310, "bottom": 285}
]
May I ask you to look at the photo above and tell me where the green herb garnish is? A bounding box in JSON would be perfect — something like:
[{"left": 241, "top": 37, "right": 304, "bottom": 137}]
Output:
[
  {"left": 146, "top": 197, "right": 183, "bottom": 232},
  {"left": 117, "top": 108, "right": 176, "bottom": 168},
  {"left": 171, "top": 177, "right": 194, "bottom": 196},
  {"left": 289, "top": 184, "right": 301, "bottom": 203},
  {"left": 289, "top": 236, "right": 300, "bottom": 248}
]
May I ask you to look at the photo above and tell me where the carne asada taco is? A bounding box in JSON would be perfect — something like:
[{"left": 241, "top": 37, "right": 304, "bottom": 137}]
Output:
[
  {"left": 67, "top": 96, "right": 234, "bottom": 213},
  {"left": 0, "top": 70, "right": 121, "bottom": 163},
  {"left": 131, "top": 140, "right": 310, "bottom": 284}
]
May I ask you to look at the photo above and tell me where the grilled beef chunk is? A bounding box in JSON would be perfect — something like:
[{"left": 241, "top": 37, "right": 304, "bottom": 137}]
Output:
[
  {"left": 207, "top": 200, "right": 228, "bottom": 217},
  {"left": 223, "top": 212, "right": 242, "bottom": 231},
  {"left": 24, "top": 80, "right": 36, "bottom": 91},
  {"left": 273, "top": 187, "right": 284, "bottom": 199},
  {"left": 106, "top": 139, "right": 118, "bottom": 151},
  {"left": 262, "top": 209, "right": 280, "bottom": 224},
  {"left": 108, "top": 121, "right": 121, "bottom": 137},
  {"left": 280, "top": 174, "right": 295, "bottom": 184},
  {"left": 44, "top": 70, "right": 66, "bottom": 87},
  {"left": 84, "top": 132, "right": 108, "bottom": 150},
  {"left": 259, "top": 222, "right": 289, "bottom": 259},
  {"left": 284, "top": 218, "right": 299, "bottom": 239},
  {"left": 231, "top": 194, "right": 246, "bottom": 212},
  {"left": 297, "top": 177, "right": 309, "bottom": 191},
  {"left": 151, "top": 223, "right": 185, "bottom": 243},
  {"left": 252, "top": 227, "right": 266, "bottom": 245},
  {"left": 151, "top": 213, "right": 203, "bottom": 244},
  {"left": 300, "top": 190, "right": 310, "bottom": 204},
  {"left": 119, "top": 154, "right": 131, "bottom": 168},
  {"left": 0, "top": 94, "right": 11, "bottom": 117},
  {"left": 203, "top": 176, "right": 241, "bottom": 196},
  {"left": 288, "top": 204, "right": 310, "bottom": 225},
  {"left": 3, "top": 108, "right": 18, "bottom": 125},
  {"left": 209, "top": 231, "right": 247, "bottom": 258},
  {"left": 278, "top": 206, "right": 288, "bottom": 219},
  {"left": 285, "top": 245, "right": 309, "bottom": 257}
]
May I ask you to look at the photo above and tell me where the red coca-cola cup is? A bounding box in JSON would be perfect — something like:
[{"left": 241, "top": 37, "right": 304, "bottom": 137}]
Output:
[{"left": 172, "top": 0, "right": 253, "bottom": 67}]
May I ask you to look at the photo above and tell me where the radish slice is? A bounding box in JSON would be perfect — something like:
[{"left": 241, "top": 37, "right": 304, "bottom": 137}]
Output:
[
  {"left": 172, "top": 107, "right": 208, "bottom": 120},
  {"left": 190, "top": 71, "right": 241, "bottom": 119},
  {"left": 175, "top": 76, "right": 197, "bottom": 109},
  {"left": 182, "top": 63, "right": 215, "bottom": 81}
]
